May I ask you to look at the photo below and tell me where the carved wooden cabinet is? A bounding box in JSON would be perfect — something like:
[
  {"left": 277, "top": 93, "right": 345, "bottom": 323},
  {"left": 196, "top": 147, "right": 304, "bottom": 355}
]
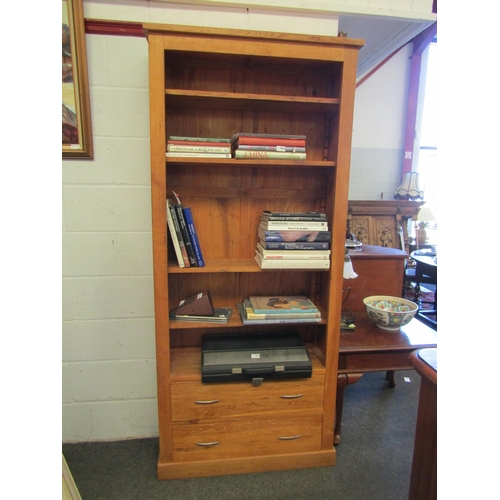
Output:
[
  {"left": 347, "top": 200, "right": 424, "bottom": 254},
  {"left": 144, "top": 23, "right": 362, "bottom": 480}
]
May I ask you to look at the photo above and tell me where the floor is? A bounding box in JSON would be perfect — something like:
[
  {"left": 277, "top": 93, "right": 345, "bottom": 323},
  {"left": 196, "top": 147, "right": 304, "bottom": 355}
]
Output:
[{"left": 63, "top": 370, "right": 422, "bottom": 500}]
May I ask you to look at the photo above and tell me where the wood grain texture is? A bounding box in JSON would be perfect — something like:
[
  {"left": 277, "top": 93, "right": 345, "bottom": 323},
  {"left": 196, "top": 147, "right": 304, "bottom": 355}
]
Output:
[{"left": 146, "top": 23, "right": 362, "bottom": 479}]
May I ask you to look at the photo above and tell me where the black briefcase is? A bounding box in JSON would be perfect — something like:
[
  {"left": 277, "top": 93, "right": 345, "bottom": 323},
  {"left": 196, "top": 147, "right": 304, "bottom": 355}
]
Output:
[{"left": 201, "top": 331, "right": 312, "bottom": 384}]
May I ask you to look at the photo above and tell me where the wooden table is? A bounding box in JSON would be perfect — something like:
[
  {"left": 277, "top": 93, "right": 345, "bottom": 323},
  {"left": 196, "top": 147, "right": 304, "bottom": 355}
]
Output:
[
  {"left": 335, "top": 314, "right": 437, "bottom": 444},
  {"left": 408, "top": 348, "right": 437, "bottom": 500}
]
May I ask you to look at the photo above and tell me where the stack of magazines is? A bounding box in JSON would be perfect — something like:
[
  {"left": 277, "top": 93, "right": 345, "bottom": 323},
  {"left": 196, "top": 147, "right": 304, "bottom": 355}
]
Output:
[
  {"left": 231, "top": 133, "right": 306, "bottom": 160},
  {"left": 255, "top": 211, "right": 331, "bottom": 269},
  {"left": 166, "top": 136, "right": 231, "bottom": 158},
  {"left": 237, "top": 295, "right": 321, "bottom": 325}
]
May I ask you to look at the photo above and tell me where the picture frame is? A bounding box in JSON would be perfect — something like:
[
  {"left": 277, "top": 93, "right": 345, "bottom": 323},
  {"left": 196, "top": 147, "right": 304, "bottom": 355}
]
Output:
[{"left": 62, "top": 0, "right": 93, "bottom": 158}]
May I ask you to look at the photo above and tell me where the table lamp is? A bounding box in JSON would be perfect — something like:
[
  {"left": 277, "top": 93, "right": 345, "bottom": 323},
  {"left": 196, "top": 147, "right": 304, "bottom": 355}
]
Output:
[{"left": 417, "top": 203, "right": 436, "bottom": 246}]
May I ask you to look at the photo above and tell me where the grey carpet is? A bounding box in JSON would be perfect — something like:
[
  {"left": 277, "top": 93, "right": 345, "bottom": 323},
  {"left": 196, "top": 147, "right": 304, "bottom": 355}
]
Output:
[{"left": 63, "top": 369, "right": 421, "bottom": 500}]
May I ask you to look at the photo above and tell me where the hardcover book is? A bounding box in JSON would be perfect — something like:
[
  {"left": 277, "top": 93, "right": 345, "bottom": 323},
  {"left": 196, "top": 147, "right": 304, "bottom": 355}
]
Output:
[
  {"left": 262, "top": 210, "right": 326, "bottom": 220},
  {"left": 169, "top": 136, "right": 230, "bottom": 142},
  {"left": 167, "top": 144, "right": 231, "bottom": 153},
  {"left": 183, "top": 206, "right": 205, "bottom": 267},
  {"left": 169, "top": 290, "right": 214, "bottom": 316},
  {"left": 170, "top": 307, "right": 232, "bottom": 323},
  {"left": 255, "top": 253, "right": 330, "bottom": 269},
  {"left": 258, "top": 228, "right": 332, "bottom": 242},
  {"left": 243, "top": 298, "right": 321, "bottom": 319},
  {"left": 236, "top": 145, "right": 305, "bottom": 152},
  {"left": 256, "top": 244, "right": 330, "bottom": 260},
  {"left": 260, "top": 219, "right": 328, "bottom": 231},
  {"left": 237, "top": 303, "right": 321, "bottom": 325},
  {"left": 259, "top": 240, "right": 330, "bottom": 250},
  {"left": 261, "top": 211, "right": 326, "bottom": 220},
  {"left": 234, "top": 150, "right": 306, "bottom": 160},
  {"left": 231, "top": 133, "right": 306, "bottom": 148},
  {"left": 248, "top": 295, "right": 320, "bottom": 314},
  {"left": 166, "top": 199, "right": 186, "bottom": 268},
  {"left": 166, "top": 152, "right": 231, "bottom": 158},
  {"left": 172, "top": 191, "right": 197, "bottom": 266}
]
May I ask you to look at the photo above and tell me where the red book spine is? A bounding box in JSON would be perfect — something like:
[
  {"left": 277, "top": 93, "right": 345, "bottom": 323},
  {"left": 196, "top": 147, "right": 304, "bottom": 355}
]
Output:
[{"left": 235, "top": 137, "right": 306, "bottom": 147}]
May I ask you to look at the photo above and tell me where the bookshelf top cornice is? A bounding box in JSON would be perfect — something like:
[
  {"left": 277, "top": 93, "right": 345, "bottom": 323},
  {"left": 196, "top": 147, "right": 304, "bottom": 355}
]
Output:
[{"left": 143, "top": 22, "right": 365, "bottom": 48}]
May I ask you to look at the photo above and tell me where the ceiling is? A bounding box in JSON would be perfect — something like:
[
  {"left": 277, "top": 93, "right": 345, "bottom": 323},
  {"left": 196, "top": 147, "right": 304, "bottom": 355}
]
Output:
[{"left": 337, "top": 14, "right": 435, "bottom": 79}]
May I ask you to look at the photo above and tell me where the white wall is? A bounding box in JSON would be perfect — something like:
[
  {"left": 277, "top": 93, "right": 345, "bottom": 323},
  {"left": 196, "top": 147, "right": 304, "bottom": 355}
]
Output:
[
  {"left": 349, "top": 43, "right": 413, "bottom": 200},
  {"left": 62, "top": 0, "right": 413, "bottom": 442}
]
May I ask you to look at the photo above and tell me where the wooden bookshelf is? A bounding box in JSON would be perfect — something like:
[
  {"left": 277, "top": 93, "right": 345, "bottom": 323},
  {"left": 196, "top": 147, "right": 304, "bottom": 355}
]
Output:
[{"left": 144, "top": 23, "right": 363, "bottom": 480}]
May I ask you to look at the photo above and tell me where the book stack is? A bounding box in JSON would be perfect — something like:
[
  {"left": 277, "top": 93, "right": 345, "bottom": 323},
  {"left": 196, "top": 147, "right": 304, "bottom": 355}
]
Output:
[
  {"left": 231, "top": 133, "right": 306, "bottom": 160},
  {"left": 255, "top": 211, "right": 331, "bottom": 269},
  {"left": 170, "top": 291, "right": 232, "bottom": 324},
  {"left": 166, "top": 191, "right": 205, "bottom": 268},
  {"left": 166, "top": 136, "right": 231, "bottom": 158},
  {"left": 237, "top": 295, "right": 321, "bottom": 325}
]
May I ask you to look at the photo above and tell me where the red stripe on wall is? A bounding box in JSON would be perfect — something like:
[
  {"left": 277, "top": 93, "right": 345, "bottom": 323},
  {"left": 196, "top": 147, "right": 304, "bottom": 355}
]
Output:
[{"left": 85, "top": 19, "right": 145, "bottom": 37}]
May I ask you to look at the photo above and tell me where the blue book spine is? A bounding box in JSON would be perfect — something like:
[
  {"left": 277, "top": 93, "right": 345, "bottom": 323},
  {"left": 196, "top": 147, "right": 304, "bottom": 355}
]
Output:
[{"left": 183, "top": 207, "right": 205, "bottom": 267}]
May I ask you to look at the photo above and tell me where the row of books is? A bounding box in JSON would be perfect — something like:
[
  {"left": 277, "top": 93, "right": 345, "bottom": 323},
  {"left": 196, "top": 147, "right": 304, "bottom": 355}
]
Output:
[
  {"left": 166, "top": 191, "right": 205, "bottom": 268},
  {"left": 165, "top": 134, "right": 307, "bottom": 161},
  {"left": 168, "top": 291, "right": 321, "bottom": 326},
  {"left": 231, "top": 133, "right": 307, "bottom": 160},
  {"left": 255, "top": 211, "right": 332, "bottom": 269},
  {"left": 237, "top": 295, "right": 321, "bottom": 325},
  {"left": 166, "top": 136, "right": 232, "bottom": 158}
]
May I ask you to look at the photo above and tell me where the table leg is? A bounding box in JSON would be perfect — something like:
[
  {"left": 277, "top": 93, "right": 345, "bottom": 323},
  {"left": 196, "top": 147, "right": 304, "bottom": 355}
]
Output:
[
  {"left": 335, "top": 372, "right": 363, "bottom": 445},
  {"left": 386, "top": 370, "right": 396, "bottom": 388}
]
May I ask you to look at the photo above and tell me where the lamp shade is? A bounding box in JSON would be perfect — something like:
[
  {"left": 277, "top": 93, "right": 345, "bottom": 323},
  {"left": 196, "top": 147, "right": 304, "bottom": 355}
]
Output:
[
  {"left": 417, "top": 203, "right": 436, "bottom": 222},
  {"left": 394, "top": 171, "right": 424, "bottom": 200}
]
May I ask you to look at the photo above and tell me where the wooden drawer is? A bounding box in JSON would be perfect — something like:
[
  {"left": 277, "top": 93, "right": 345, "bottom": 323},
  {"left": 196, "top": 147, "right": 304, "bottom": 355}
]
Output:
[
  {"left": 172, "top": 415, "right": 323, "bottom": 461},
  {"left": 171, "top": 375, "right": 325, "bottom": 421}
]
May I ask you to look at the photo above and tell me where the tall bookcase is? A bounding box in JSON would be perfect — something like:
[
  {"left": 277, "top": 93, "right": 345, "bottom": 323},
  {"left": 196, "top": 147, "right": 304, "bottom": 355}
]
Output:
[{"left": 144, "top": 23, "right": 363, "bottom": 480}]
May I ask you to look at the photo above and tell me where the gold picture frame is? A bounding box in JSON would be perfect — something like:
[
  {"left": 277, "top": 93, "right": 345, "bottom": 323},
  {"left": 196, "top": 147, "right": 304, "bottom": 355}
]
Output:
[{"left": 62, "top": 0, "right": 93, "bottom": 158}]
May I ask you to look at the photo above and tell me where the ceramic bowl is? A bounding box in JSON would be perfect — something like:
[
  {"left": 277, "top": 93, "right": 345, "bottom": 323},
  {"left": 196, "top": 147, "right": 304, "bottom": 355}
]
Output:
[{"left": 363, "top": 295, "right": 418, "bottom": 331}]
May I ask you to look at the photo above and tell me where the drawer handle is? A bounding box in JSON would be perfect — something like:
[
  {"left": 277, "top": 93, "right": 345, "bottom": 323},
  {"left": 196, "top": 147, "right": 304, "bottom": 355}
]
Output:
[
  {"left": 279, "top": 435, "right": 301, "bottom": 441},
  {"left": 194, "top": 399, "right": 219, "bottom": 405},
  {"left": 196, "top": 441, "right": 220, "bottom": 447},
  {"left": 280, "top": 394, "right": 303, "bottom": 399}
]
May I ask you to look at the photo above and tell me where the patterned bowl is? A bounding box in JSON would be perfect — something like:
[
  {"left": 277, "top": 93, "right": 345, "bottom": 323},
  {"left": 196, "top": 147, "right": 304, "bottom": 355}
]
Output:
[{"left": 363, "top": 295, "right": 418, "bottom": 331}]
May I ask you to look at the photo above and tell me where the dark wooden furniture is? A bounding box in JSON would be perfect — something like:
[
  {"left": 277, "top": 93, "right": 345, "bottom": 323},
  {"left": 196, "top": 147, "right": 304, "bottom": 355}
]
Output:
[
  {"left": 343, "top": 245, "right": 408, "bottom": 313},
  {"left": 335, "top": 315, "right": 437, "bottom": 444},
  {"left": 347, "top": 200, "right": 424, "bottom": 254},
  {"left": 408, "top": 348, "right": 437, "bottom": 500},
  {"left": 144, "top": 23, "right": 363, "bottom": 480},
  {"left": 410, "top": 250, "right": 437, "bottom": 328}
]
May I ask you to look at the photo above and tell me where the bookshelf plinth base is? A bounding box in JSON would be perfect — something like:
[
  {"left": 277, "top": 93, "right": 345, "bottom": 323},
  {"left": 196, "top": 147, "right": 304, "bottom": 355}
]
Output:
[{"left": 157, "top": 449, "right": 336, "bottom": 480}]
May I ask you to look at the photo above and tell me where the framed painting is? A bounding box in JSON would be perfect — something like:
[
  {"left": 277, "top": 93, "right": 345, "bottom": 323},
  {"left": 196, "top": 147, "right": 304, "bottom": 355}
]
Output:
[{"left": 62, "top": 0, "right": 93, "bottom": 158}]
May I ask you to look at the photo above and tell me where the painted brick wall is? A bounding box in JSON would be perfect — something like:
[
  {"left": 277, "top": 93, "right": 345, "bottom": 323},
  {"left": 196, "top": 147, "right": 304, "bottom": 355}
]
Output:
[{"left": 62, "top": 0, "right": 414, "bottom": 442}]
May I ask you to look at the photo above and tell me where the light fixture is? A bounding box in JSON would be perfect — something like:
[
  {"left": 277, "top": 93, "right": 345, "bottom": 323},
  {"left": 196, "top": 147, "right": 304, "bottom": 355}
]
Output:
[
  {"left": 343, "top": 249, "right": 358, "bottom": 279},
  {"left": 417, "top": 203, "right": 436, "bottom": 246},
  {"left": 394, "top": 171, "right": 424, "bottom": 200}
]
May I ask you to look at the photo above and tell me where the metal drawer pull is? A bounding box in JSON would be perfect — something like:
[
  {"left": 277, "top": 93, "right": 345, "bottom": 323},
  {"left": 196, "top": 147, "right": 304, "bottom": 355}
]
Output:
[
  {"left": 194, "top": 399, "right": 219, "bottom": 405},
  {"left": 196, "top": 441, "right": 220, "bottom": 447},
  {"left": 279, "top": 435, "right": 301, "bottom": 441},
  {"left": 280, "top": 394, "right": 303, "bottom": 399}
]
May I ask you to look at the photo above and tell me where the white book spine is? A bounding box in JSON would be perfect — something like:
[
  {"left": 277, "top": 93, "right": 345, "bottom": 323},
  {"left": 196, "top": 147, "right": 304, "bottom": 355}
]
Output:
[{"left": 255, "top": 255, "right": 330, "bottom": 269}]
